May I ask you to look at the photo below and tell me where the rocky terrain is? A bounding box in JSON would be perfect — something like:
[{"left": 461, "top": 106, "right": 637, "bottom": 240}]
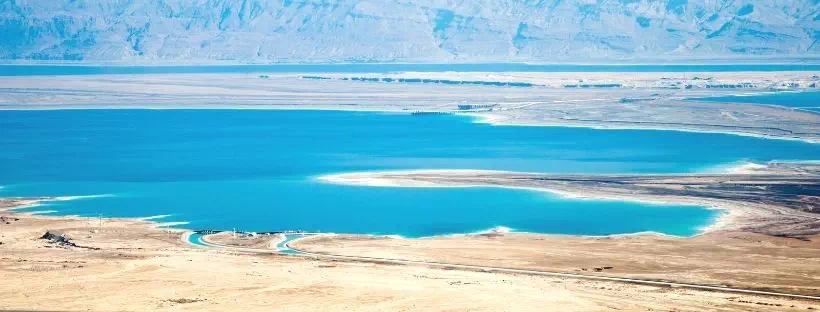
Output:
[{"left": 2, "top": 0, "right": 818, "bottom": 62}]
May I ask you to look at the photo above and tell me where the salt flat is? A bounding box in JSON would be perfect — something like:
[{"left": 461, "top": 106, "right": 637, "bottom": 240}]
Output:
[{"left": 1, "top": 71, "right": 817, "bottom": 142}]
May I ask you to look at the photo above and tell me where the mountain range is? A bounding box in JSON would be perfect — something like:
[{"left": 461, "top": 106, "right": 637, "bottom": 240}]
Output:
[{"left": 1, "top": 0, "right": 818, "bottom": 62}]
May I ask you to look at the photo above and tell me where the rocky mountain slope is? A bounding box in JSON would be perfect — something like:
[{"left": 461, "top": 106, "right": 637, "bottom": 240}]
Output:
[{"left": 1, "top": 0, "right": 818, "bottom": 62}]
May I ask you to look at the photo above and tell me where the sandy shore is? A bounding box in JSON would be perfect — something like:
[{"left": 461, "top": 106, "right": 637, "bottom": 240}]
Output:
[
  {"left": 2, "top": 70, "right": 819, "bottom": 310},
  {"left": 320, "top": 168, "right": 758, "bottom": 231},
  {"left": 2, "top": 197, "right": 819, "bottom": 311},
  {"left": 318, "top": 162, "right": 820, "bottom": 236},
  {"left": 304, "top": 164, "right": 820, "bottom": 297},
  {"left": 292, "top": 231, "right": 820, "bottom": 296},
  {"left": 468, "top": 111, "right": 820, "bottom": 144}
]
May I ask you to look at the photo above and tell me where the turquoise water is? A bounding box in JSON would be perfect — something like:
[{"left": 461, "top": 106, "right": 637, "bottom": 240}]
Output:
[
  {"left": 187, "top": 233, "right": 208, "bottom": 247},
  {"left": 1, "top": 63, "right": 819, "bottom": 76},
  {"left": 276, "top": 234, "right": 311, "bottom": 255},
  {"left": 693, "top": 91, "right": 820, "bottom": 110},
  {"left": 2, "top": 110, "right": 818, "bottom": 237}
]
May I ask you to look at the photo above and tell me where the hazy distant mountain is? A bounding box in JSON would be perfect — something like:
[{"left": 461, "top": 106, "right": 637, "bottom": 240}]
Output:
[{"left": 1, "top": 0, "right": 818, "bottom": 62}]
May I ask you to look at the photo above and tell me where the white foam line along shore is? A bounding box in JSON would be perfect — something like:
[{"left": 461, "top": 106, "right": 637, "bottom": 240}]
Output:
[
  {"left": 317, "top": 168, "right": 818, "bottom": 237},
  {"left": 138, "top": 214, "right": 173, "bottom": 221},
  {"left": 316, "top": 169, "right": 721, "bottom": 206},
  {"left": 155, "top": 221, "right": 189, "bottom": 228},
  {"left": 24, "top": 210, "right": 57, "bottom": 215},
  {"left": 52, "top": 194, "right": 116, "bottom": 201},
  {"left": 465, "top": 112, "right": 820, "bottom": 144}
]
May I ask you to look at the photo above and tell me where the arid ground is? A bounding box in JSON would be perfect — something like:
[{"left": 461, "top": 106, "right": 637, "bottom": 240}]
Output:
[{"left": 2, "top": 71, "right": 819, "bottom": 311}]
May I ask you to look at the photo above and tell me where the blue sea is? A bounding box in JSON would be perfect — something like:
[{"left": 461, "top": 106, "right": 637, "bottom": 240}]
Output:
[
  {"left": 1, "top": 110, "right": 818, "bottom": 237},
  {"left": 1, "top": 63, "right": 819, "bottom": 76}
]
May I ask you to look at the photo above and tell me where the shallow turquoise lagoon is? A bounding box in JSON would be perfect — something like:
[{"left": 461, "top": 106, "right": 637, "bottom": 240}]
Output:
[{"left": 2, "top": 110, "right": 818, "bottom": 237}]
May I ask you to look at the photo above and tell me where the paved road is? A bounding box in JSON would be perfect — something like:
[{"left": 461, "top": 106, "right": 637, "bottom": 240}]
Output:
[{"left": 184, "top": 232, "right": 820, "bottom": 302}]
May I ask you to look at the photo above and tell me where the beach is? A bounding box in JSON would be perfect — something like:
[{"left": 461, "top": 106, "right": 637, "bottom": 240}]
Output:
[
  {"left": 1, "top": 197, "right": 819, "bottom": 311},
  {"left": 1, "top": 69, "right": 819, "bottom": 310},
  {"left": 4, "top": 0, "right": 820, "bottom": 309},
  {"left": 2, "top": 158, "right": 819, "bottom": 311},
  {"left": 317, "top": 161, "right": 820, "bottom": 237}
]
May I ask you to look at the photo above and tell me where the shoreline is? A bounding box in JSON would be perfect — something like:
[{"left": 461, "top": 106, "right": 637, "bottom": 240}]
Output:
[
  {"left": 0, "top": 194, "right": 720, "bottom": 241},
  {"left": 317, "top": 170, "right": 737, "bottom": 236},
  {"left": 2, "top": 159, "right": 809, "bottom": 241},
  {"left": 315, "top": 163, "right": 820, "bottom": 238},
  {"left": 0, "top": 195, "right": 775, "bottom": 257},
  {"left": 8, "top": 196, "right": 708, "bottom": 267},
  {"left": 3, "top": 66, "right": 820, "bottom": 310},
  {"left": 1, "top": 197, "right": 186, "bottom": 233},
  {"left": 1, "top": 71, "right": 819, "bottom": 144},
  {"left": 465, "top": 112, "right": 820, "bottom": 144},
  {"left": 4, "top": 191, "right": 820, "bottom": 308},
  {"left": 2, "top": 104, "right": 817, "bottom": 144}
]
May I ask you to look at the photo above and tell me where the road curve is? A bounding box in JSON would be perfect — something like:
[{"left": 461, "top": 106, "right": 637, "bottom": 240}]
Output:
[{"left": 185, "top": 232, "right": 820, "bottom": 301}]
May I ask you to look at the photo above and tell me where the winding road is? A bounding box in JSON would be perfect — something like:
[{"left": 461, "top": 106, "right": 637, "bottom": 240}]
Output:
[{"left": 183, "top": 231, "right": 820, "bottom": 302}]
